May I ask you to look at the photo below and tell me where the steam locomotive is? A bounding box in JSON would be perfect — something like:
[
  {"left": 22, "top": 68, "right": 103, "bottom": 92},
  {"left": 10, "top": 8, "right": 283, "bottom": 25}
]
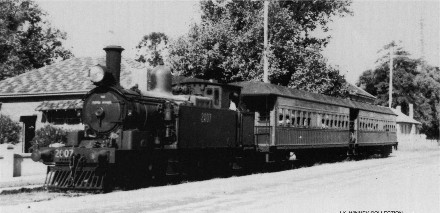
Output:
[{"left": 31, "top": 46, "right": 398, "bottom": 190}]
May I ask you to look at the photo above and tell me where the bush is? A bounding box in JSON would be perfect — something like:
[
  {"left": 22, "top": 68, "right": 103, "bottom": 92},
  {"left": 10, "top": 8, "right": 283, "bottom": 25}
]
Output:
[
  {"left": 398, "top": 134, "right": 440, "bottom": 151},
  {"left": 0, "top": 114, "right": 22, "bottom": 144},
  {"left": 31, "top": 125, "right": 67, "bottom": 148}
]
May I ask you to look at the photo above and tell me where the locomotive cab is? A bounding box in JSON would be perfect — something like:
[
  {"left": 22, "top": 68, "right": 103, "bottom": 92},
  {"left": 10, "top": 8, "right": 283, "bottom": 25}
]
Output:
[{"left": 172, "top": 78, "right": 242, "bottom": 110}]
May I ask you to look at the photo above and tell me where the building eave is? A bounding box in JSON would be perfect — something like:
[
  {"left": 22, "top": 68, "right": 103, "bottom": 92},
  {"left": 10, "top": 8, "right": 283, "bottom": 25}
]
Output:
[{"left": 0, "top": 91, "right": 88, "bottom": 100}]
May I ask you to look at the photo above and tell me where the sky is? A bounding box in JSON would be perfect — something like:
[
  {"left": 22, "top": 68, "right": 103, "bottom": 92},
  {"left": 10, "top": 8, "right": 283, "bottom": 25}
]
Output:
[{"left": 36, "top": 0, "right": 439, "bottom": 84}]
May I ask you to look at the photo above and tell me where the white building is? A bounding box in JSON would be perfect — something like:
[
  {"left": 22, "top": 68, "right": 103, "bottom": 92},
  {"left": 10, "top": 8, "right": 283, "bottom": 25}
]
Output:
[
  {"left": 391, "top": 104, "right": 421, "bottom": 135},
  {"left": 0, "top": 57, "right": 149, "bottom": 153}
]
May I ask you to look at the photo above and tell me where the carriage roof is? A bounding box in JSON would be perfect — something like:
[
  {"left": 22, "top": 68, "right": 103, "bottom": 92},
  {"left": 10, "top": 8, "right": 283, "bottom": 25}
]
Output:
[{"left": 231, "top": 81, "right": 395, "bottom": 116}]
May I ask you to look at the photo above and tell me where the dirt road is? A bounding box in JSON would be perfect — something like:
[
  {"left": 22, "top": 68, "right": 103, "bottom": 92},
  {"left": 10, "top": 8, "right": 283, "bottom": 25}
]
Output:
[{"left": 1, "top": 150, "right": 439, "bottom": 213}]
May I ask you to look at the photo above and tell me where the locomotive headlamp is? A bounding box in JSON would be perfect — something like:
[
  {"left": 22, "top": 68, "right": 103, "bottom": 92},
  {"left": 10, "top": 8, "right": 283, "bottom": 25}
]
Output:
[{"left": 89, "top": 65, "right": 106, "bottom": 83}]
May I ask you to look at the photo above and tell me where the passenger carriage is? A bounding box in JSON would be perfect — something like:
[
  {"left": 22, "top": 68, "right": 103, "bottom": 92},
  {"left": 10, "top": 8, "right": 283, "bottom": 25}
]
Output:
[{"left": 233, "top": 81, "right": 397, "bottom": 161}]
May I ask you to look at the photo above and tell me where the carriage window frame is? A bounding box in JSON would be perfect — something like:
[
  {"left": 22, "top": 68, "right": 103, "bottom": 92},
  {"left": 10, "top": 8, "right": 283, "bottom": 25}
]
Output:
[
  {"left": 257, "top": 110, "right": 270, "bottom": 123},
  {"left": 302, "top": 111, "right": 308, "bottom": 127},
  {"left": 286, "top": 109, "right": 292, "bottom": 126},
  {"left": 307, "top": 112, "right": 311, "bottom": 127},
  {"left": 278, "top": 108, "right": 284, "bottom": 126}
]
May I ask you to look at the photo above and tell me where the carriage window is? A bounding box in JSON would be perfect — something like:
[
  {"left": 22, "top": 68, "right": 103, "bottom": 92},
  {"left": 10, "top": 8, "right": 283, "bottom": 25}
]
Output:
[
  {"left": 342, "top": 115, "right": 345, "bottom": 128},
  {"left": 304, "top": 111, "right": 308, "bottom": 127},
  {"left": 365, "top": 119, "right": 367, "bottom": 130},
  {"left": 343, "top": 116, "right": 346, "bottom": 129},
  {"left": 284, "top": 109, "right": 290, "bottom": 126},
  {"left": 292, "top": 110, "right": 296, "bottom": 126},
  {"left": 337, "top": 115, "right": 342, "bottom": 128},
  {"left": 331, "top": 114, "right": 335, "bottom": 128},
  {"left": 325, "top": 114, "right": 329, "bottom": 128},
  {"left": 361, "top": 118, "right": 365, "bottom": 130},
  {"left": 316, "top": 113, "right": 321, "bottom": 128},
  {"left": 340, "top": 115, "right": 344, "bottom": 128},
  {"left": 337, "top": 115, "right": 341, "bottom": 128},
  {"left": 278, "top": 108, "right": 284, "bottom": 126},
  {"left": 206, "top": 88, "right": 213, "bottom": 95},
  {"left": 214, "top": 88, "right": 220, "bottom": 106},
  {"left": 329, "top": 115, "right": 332, "bottom": 128},
  {"left": 307, "top": 112, "right": 312, "bottom": 127},
  {"left": 367, "top": 119, "right": 370, "bottom": 130},
  {"left": 297, "top": 111, "right": 302, "bottom": 126},
  {"left": 303, "top": 111, "right": 308, "bottom": 126},
  {"left": 258, "top": 111, "right": 269, "bottom": 123}
]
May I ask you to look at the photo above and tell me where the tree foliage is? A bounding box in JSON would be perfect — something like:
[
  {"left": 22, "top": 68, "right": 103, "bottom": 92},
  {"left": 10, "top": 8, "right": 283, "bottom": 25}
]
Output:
[
  {"left": 135, "top": 32, "right": 168, "bottom": 67},
  {"left": 0, "top": 114, "right": 22, "bottom": 144},
  {"left": 0, "top": 0, "right": 73, "bottom": 81},
  {"left": 167, "top": 0, "right": 352, "bottom": 96},
  {"left": 357, "top": 41, "right": 440, "bottom": 138},
  {"left": 31, "top": 125, "right": 67, "bottom": 148}
]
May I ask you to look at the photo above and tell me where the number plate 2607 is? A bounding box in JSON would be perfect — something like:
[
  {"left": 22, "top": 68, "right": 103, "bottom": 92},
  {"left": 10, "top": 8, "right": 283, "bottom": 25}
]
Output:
[{"left": 55, "top": 149, "right": 74, "bottom": 158}]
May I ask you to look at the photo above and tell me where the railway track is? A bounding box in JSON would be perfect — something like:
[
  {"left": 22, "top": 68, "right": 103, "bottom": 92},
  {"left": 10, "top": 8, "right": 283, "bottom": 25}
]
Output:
[{"left": 0, "top": 150, "right": 391, "bottom": 206}]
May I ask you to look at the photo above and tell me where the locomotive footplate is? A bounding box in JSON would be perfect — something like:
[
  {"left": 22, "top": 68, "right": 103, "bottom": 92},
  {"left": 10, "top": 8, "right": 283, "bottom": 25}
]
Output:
[{"left": 45, "top": 165, "right": 107, "bottom": 190}]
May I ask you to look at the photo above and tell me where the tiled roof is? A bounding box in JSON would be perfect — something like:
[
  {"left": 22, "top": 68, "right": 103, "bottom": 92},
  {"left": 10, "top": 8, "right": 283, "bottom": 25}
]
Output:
[
  {"left": 346, "top": 83, "right": 376, "bottom": 99},
  {"left": 35, "top": 100, "right": 83, "bottom": 111},
  {"left": 0, "top": 57, "right": 148, "bottom": 96},
  {"left": 391, "top": 108, "right": 421, "bottom": 124},
  {"left": 232, "top": 81, "right": 395, "bottom": 115}
]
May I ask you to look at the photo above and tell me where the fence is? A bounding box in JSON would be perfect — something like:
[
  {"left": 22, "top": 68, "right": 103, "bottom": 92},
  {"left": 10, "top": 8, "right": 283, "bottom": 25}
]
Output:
[
  {"left": 397, "top": 134, "right": 439, "bottom": 151},
  {"left": 0, "top": 145, "right": 46, "bottom": 180}
]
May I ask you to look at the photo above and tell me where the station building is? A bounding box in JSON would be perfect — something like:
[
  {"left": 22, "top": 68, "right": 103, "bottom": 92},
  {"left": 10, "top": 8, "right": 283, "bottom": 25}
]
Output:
[
  {"left": 391, "top": 105, "right": 421, "bottom": 135},
  {"left": 0, "top": 57, "right": 149, "bottom": 153}
]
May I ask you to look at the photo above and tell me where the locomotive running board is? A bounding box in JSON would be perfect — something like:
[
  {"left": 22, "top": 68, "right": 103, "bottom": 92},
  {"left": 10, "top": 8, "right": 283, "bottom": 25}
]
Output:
[{"left": 45, "top": 166, "right": 106, "bottom": 190}]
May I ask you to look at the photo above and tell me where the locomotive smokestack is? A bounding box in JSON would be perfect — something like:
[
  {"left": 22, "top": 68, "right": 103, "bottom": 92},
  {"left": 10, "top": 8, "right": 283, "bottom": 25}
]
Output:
[{"left": 103, "top": 45, "right": 124, "bottom": 85}]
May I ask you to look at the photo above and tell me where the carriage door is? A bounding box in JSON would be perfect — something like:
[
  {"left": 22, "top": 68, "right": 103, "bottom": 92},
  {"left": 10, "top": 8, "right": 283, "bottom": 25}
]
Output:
[{"left": 349, "top": 109, "right": 359, "bottom": 145}]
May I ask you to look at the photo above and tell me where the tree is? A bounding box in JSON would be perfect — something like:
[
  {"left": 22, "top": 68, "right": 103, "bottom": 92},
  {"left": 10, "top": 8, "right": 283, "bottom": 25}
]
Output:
[
  {"left": 0, "top": 114, "right": 21, "bottom": 144},
  {"left": 357, "top": 41, "right": 440, "bottom": 138},
  {"left": 0, "top": 0, "right": 73, "bottom": 81},
  {"left": 135, "top": 32, "right": 169, "bottom": 67},
  {"left": 30, "top": 125, "right": 67, "bottom": 149},
  {"left": 167, "top": 0, "right": 352, "bottom": 97}
]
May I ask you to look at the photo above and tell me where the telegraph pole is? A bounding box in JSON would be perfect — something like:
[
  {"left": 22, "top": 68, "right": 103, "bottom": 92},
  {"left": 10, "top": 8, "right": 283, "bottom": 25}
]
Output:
[
  {"left": 263, "top": 0, "right": 269, "bottom": 83},
  {"left": 388, "top": 45, "right": 394, "bottom": 108}
]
